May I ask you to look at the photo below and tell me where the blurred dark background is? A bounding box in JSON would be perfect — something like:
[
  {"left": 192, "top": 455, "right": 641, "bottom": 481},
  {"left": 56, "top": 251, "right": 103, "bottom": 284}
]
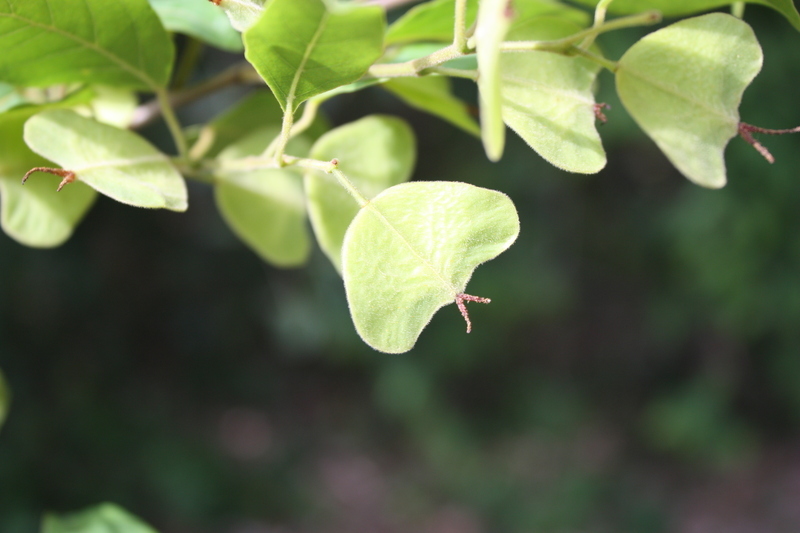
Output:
[{"left": 3, "top": 5, "right": 800, "bottom": 533}]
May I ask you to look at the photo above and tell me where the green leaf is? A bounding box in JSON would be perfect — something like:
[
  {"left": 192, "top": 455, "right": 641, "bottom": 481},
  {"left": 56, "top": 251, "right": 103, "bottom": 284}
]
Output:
[
  {"left": 0, "top": 367, "right": 9, "bottom": 433},
  {"left": 342, "top": 181, "right": 519, "bottom": 353},
  {"left": 386, "top": 0, "right": 479, "bottom": 45},
  {"left": 24, "top": 110, "right": 188, "bottom": 210},
  {"left": 42, "top": 503, "right": 158, "bottom": 533},
  {"left": 383, "top": 76, "right": 481, "bottom": 137},
  {"left": 215, "top": 0, "right": 268, "bottom": 32},
  {"left": 0, "top": 0, "right": 174, "bottom": 90},
  {"left": 616, "top": 13, "right": 762, "bottom": 188},
  {"left": 243, "top": 0, "right": 385, "bottom": 113},
  {"left": 476, "top": 0, "right": 514, "bottom": 161},
  {"left": 214, "top": 128, "right": 311, "bottom": 267},
  {"left": 86, "top": 87, "right": 139, "bottom": 129},
  {"left": 1, "top": 107, "right": 96, "bottom": 248},
  {"left": 0, "top": 82, "right": 26, "bottom": 112},
  {"left": 305, "top": 115, "right": 416, "bottom": 273},
  {"left": 500, "top": 18, "right": 605, "bottom": 173},
  {"left": 148, "top": 0, "right": 243, "bottom": 52},
  {"left": 570, "top": 0, "right": 800, "bottom": 31}
]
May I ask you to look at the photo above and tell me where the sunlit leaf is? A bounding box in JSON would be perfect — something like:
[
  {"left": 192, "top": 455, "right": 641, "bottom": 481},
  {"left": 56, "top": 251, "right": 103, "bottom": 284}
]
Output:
[
  {"left": 306, "top": 115, "right": 416, "bottom": 272},
  {"left": 243, "top": 0, "right": 385, "bottom": 113},
  {"left": 148, "top": 0, "right": 243, "bottom": 51},
  {"left": 342, "top": 181, "right": 519, "bottom": 353},
  {"left": 500, "top": 18, "right": 605, "bottom": 173},
  {"left": 24, "top": 110, "right": 187, "bottom": 210},
  {"left": 383, "top": 76, "right": 481, "bottom": 137},
  {"left": 0, "top": 107, "right": 96, "bottom": 248},
  {"left": 42, "top": 503, "right": 158, "bottom": 533},
  {"left": 570, "top": 0, "right": 800, "bottom": 31},
  {"left": 214, "top": 127, "right": 311, "bottom": 267},
  {"left": 0, "top": 0, "right": 174, "bottom": 90},
  {"left": 476, "top": 0, "right": 514, "bottom": 161},
  {"left": 215, "top": 0, "right": 268, "bottom": 32},
  {"left": 86, "top": 86, "right": 138, "bottom": 129},
  {"left": 616, "top": 14, "right": 762, "bottom": 188}
]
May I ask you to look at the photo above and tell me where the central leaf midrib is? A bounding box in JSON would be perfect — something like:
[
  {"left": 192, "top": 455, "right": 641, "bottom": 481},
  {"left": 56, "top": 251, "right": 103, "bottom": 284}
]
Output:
[
  {"left": 285, "top": 9, "right": 330, "bottom": 112},
  {"left": 365, "top": 201, "right": 457, "bottom": 295},
  {"left": 0, "top": 5, "right": 158, "bottom": 89}
]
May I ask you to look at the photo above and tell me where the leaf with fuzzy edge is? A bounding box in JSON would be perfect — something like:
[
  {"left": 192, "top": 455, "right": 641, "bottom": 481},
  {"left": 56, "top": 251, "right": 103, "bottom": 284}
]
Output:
[
  {"left": 500, "top": 17, "right": 605, "bottom": 174},
  {"left": 243, "top": 0, "right": 385, "bottom": 113},
  {"left": 616, "top": 13, "right": 762, "bottom": 188},
  {"left": 342, "top": 181, "right": 519, "bottom": 353},
  {"left": 0, "top": 0, "right": 174, "bottom": 90},
  {"left": 476, "top": 0, "right": 514, "bottom": 161},
  {"left": 24, "top": 110, "right": 187, "bottom": 211}
]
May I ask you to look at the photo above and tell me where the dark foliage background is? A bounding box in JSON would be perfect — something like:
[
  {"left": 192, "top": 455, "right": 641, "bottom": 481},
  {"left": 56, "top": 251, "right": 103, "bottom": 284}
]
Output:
[{"left": 2, "top": 5, "right": 800, "bottom": 533}]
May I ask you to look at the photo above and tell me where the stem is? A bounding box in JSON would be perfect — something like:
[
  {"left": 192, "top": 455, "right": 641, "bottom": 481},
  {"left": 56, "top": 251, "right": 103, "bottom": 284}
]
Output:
[
  {"left": 454, "top": 0, "right": 469, "bottom": 53},
  {"left": 731, "top": 2, "right": 745, "bottom": 18},
  {"left": 156, "top": 88, "right": 188, "bottom": 158},
  {"left": 332, "top": 168, "right": 369, "bottom": 207},
  {"left": 571, "top": 46, "right": 619, "bottom": 73},
  {"left": 580, "top": 0, "right": 614, "bottom": 50},
  {"left": 424, "top": 67, "right": 479, "bottom": 80},
  {"left": 369, "top": 44, "right": 463, "bottom": 78},
  {"left": 172, "top": 38, "right": 204, "bottom": 89},
  {"left": 264, "top": 108, "right": 295, "bottom": 163},
  {"left": 500, "top": 10, "right": 661, "bottom": 53}
]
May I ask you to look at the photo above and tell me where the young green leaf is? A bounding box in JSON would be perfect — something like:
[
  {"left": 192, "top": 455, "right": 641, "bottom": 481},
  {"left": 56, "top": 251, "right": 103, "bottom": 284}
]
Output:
[
  {"left": 42, "top": 503, "right": 158, "bottom": 533},
  {"left": 342, "top": 181, "right": 519, "bottom": 354},
  {"left": 0, "top": 0, "right": 174, "bottom": 90},
  {"left": 616, "top": 13, "right": 762, "bottom": 188},
  {"left": 305, "top": 115, "right": 416, "bottom": 273},
  {"left": 386, "top": 0, "right": 479, "bottom": 45},
  {"left": 0, "top": 367, "right": 9, "bottom": 433},
  {"left": 148, "top": 0, "right": 243, "bottom": 52},
  {"left": 215, "top": 0, "right": 268, "bottom": 32},
  {"left": 243, "top": 0, "right": 385, "bottom": 113},
  {"left": 500, "top": 18, "right": 605, "bottom": 173},
  {"left": 214, "top": 128, "right": 312, "bottom": 267},
  {"left": 476, "top": 0, "right": 514, "bottom": 161},
  {"left": 383, "top": 77, "right": 481, "bottom": 137},
  {"left": 24, "top": 110, "right": 188, "bottom": 211},
  {"left": 569, "top": 0, "right": 800, "bottom": 31},
  {"left": 0, "top": 107, "right": 96, "bottom": 248}
]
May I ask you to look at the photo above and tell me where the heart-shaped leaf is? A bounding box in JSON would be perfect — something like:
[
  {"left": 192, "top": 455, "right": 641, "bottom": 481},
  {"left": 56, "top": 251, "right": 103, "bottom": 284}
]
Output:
[
  {"left": 0, "top": 0, "right": 174, "bottom": 90},
  {"left": 476, "top": 0, "right": 514, "bottom": 161},
  {"left": 616, "top": 13, "right": 762, "bottom": 188},
  {"left": 569, "top": 0, "right": 800, "bottom": 31},
  {"left": 342, "top": 181, "right": 519, "bottom": 353},
  {"left": 24, "top": 110, "right": 187, "bottom": 211},
  {"left": 500, "top": 18, "right": 605, "bottom": 173},
  {"left": 148, "top": 0, "right": 243, "bottom": 51},
  {"left": 243, "top": 0, "right": 385, "bottom": 113},
  {"left": 1, "top": 107, "right": 96, "bottom": 247},
  {"left": 305, "top": 115, "right": 416, "bottom": 273},
  {"left": 214, "top": 128, "right": 312, "bottom": 267},
  {"left": 43, "top": 503, "right": 158, "bottom": 533}
]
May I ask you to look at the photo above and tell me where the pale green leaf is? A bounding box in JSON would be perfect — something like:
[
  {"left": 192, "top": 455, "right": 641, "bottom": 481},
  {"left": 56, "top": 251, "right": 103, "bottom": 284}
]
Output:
[
  {"left": 0, "top": 0, "right": 174, "bottom": 90},
  {"left": 243, "top": 0, "right": 385, "bottom": 113},
  {"left": 0, "top": 107, "right": 96, "bottom": 248},
  {"left": 86, "top": 86, "right": 139, "bottom": 128},
  {"left": 148, "top": 0, "right": 243, "bottom": 51},
  {"left": 383, "top": 76, "right": 481, "bottom": 137},
  {"left": 305, "top": 115, "right": 416, "bottom": 273},
  {"left": 214, "top": 128, "right": 311, "bottom": 267},
  {"left": 0, "top": 82, "right": 26, "bottom": 112},
  {"left": 0, "top": 367, "right": 8, "bottom": 433},
  {"left": 42, "top": 503, "right": 158, "bottom": 533},
  {"left": 500, "top": 18, "right": 605, "bottom": 173},
  {"left": 386, "top": 0, "right": 479, "bottom": 44},
  {"left": 342, "top": 181, "right": 519, "bottom": 353},
  {"left": 570, "top": 0, "right": 800, "bottom": 31},
  {"left": 24, "top": 110, "right": 187, "bottom": 210},
  {"left": 216, "top": 0, "right": 268, "bottom": 32},
  {"left": 476, "top": 0, "right": 514, "bottom": 161},
  {"left": 616, "top": 14, "right": 762, "bottom": 188}
]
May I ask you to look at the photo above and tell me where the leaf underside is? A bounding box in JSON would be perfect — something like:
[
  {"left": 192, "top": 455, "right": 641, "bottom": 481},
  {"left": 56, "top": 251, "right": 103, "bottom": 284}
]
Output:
[{"left": 342, "top": 181, "right": 519, "bottom": 354}]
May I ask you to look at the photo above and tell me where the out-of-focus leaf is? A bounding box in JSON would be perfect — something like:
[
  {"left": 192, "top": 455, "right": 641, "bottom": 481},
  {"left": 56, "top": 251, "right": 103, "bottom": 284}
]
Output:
[
  {"left": 215, "top": 0, "right": 268, "bottom": 32},
  {"left": 42, "top": 503, "right": 158, "bottom": 533},
  {"left": 148, "top": 0, "right": 243, "bottom": 51}
]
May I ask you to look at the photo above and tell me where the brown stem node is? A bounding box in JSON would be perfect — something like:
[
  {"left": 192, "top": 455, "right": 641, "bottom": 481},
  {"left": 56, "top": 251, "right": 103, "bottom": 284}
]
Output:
[
  {"left": 455, "top": 293, "right": 491, "bottom": 334},
  {"left": 22, "top": 167, "right": 77, "bottom": 191}
]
